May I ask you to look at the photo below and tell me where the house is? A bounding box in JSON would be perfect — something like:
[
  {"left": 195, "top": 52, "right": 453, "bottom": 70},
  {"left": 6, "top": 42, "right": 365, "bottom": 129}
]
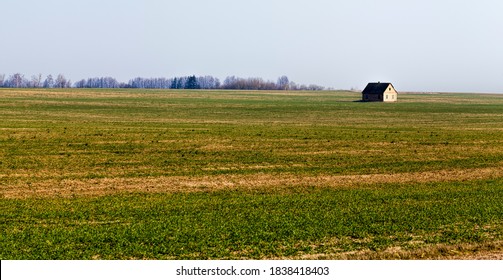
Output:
[{"left": 362, "top": 82, "right": 397, "bottom": 102}]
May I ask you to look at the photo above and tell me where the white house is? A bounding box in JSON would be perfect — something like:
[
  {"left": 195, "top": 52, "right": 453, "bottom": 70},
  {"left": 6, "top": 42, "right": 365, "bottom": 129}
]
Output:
[{"left": 362, "top": 82, "right": 397, "bottom": 102}]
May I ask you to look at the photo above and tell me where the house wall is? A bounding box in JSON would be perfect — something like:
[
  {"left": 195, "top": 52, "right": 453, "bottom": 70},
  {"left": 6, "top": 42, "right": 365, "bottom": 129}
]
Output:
[
  {"left": 383, "top": 84, "right": 397, "bottom": 102},
  {"left": 384, "top": 93, "right": 397, "bottom": 102},
  {"left": 363, "top": 93, "right": 382, "bottom": 102}
]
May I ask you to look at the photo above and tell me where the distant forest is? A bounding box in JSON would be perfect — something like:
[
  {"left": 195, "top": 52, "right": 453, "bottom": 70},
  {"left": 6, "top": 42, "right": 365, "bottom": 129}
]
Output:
[{"left": 0, "top": 73, "right": 325, "bottom": 91}]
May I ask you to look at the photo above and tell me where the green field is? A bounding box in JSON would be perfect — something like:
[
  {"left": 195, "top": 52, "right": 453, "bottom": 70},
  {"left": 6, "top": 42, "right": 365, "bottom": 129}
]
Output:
[{"left": 1, "top": 88, "right": 503, "bottom": 259}]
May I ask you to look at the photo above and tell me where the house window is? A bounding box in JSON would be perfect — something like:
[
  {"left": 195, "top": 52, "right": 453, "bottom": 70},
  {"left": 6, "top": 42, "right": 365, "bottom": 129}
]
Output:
[{"left": 386, "top": 95, "right": 388, "bottom": 100}]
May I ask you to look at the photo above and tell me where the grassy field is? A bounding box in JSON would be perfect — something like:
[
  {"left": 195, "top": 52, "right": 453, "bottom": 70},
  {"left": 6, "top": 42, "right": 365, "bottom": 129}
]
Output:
[{"left": 1, "top": 88, "right": 503, "bottom": 259}]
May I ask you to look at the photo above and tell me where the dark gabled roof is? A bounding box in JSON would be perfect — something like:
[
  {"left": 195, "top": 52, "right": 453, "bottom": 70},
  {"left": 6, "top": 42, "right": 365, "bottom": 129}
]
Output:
[{"left": 362, "top": 82, "right": 393, "bottom": 94}]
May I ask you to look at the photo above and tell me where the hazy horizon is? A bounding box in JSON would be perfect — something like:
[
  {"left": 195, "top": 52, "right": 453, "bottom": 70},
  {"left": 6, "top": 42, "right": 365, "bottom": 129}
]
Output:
[{"left": 2, "top": 0, "right": 503, "bottom": 93}]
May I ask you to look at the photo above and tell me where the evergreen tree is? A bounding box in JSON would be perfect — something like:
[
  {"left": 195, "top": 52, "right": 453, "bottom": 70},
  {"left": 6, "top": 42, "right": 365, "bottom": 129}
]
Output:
[
  {"left": 171, "top": 78, "right": 178, "bottom": 89},
  {"left": 185, "top": 75, "right": 200, "bottom": 89}
]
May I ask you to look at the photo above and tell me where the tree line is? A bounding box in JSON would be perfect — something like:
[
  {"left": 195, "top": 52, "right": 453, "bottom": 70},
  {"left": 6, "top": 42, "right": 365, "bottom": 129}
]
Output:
[
  {"left": 0, "top": 73, "right": 325, "bottom": 90},
  {"left": 0, "top": 73, "right": 72, "bottom": 88}
]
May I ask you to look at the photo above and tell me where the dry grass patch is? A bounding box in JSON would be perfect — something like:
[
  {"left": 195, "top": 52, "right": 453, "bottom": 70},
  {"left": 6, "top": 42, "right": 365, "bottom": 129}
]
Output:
[
  {"left": 290, "top": 241, "right": 503, "bottom": 260},
  {"left": 3, "top": 165, "right": 503, "bottom": 199}
]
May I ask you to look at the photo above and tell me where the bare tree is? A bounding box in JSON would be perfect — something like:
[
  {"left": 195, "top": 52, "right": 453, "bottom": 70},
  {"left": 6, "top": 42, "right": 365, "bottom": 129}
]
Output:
[
  {"left": 289, "top": 81, "right": 298, "bottom": 90},
  {"left": 43, "top": 74, "right": 54, "bottom": 88},
  {"left": 197, "top": 76, "right": 220, "bottom": 89},
  {"left": 277, "top": 76, "right": 289, "bottom": 90},
  {"left": 30, "top": 74, "right": 42, "bottom": 88},
  {"left": 8, "top": 73, "right": 26, "bottom": 88},
  {"left": 54, "top": 74, "right": 66, "bottom": 88}
]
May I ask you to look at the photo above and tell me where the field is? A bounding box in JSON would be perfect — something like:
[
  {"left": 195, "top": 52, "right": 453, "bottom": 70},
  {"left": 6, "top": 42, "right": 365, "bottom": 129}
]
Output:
[{"left": 1, "top": 88, "right": 503, "bottom": 259}]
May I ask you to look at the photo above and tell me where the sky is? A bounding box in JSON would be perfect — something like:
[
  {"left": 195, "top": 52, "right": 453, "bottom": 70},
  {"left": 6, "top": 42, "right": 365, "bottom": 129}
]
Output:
[{"left": 1, "top": 0, "right": 503, "bottom": 93}]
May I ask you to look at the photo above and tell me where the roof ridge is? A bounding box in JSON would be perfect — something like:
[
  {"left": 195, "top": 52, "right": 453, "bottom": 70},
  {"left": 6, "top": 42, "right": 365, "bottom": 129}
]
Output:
[{"left": 362, "top": 82, "right": 395, "bottom": 94}]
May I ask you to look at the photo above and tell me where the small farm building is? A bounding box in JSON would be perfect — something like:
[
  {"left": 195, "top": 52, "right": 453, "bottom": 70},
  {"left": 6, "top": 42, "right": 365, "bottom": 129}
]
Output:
[{"left": 362, "top": 82, "right": 397, "bottom": 102}]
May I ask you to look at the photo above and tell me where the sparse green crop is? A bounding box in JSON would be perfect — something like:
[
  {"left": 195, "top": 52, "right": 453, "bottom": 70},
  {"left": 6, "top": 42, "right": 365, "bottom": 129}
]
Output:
[
  {"left": 2, "top": 180, "right": 503, "bottom": 259},
  {"left": 1, "top": 88, "right": 503, "bottom": 259}
]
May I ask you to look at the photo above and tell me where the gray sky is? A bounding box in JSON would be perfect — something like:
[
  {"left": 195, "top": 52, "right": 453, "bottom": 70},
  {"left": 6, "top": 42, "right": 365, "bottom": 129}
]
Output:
[{"left": 2, "top": 0, "right": 503, "bottom": 92}]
